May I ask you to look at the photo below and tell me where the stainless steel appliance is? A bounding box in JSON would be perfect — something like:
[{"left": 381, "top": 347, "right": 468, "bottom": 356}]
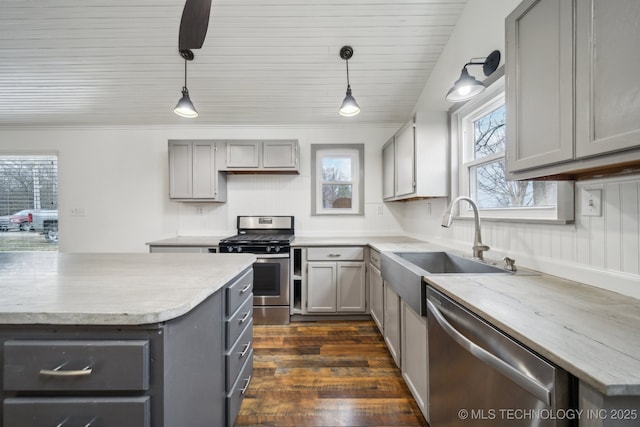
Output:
[
  {"left": 219, "top": 216, "right": 293, "bottom": 325},
  {"left": 426, "top": 286, "right": 576, "bottom": 426}
]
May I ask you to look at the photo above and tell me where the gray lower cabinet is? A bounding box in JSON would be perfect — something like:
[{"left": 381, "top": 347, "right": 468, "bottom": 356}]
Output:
[
  {"left": 305, "top": 247, "right": 367, "bottom": 314},
  {"left": 368, "top": 250, "right": 384, "bottom": 333},
  {"left": 383, "top": 282, "right": 401, "bottom": 368},
  {"left": 224, "top": 269, "right": 254, "bottom": 427},
  {"left": 0, "top": 267, "right": 253, "bottom": 427},
  {"left": 400, "top": 300, "right": 429, "bottom": 422}
]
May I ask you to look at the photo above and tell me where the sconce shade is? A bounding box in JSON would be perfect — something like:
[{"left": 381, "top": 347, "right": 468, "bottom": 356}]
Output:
[
  {"left": 445, "top": 68, "right": 486, "bottom": 102},
  {"left": 446, "top": 50, "right": 501, "bottom": 103},
  {"left": 339, "top": 85, "right": 360, "bottom": 117},
  {"left": 174, "top": 87, "right": 198, "bottom": 118}
]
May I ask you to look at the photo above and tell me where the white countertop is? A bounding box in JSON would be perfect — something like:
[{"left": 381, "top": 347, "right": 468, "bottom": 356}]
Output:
[
  {"left": 0, "top": 252, "right": 256, "bottom": 326},
  {"left": 145, "top": 234, "right": 640, "bottom": 396}
]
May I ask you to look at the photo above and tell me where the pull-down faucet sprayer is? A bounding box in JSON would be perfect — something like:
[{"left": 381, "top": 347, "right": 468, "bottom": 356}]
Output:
[{"left": 441, "top": 196, "right": 490, "bottom": 261}]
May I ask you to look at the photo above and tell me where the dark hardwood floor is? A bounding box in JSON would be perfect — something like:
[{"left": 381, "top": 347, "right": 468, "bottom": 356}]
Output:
[{"left": 234, "top": 320, "right": 429, "bottom": 427}]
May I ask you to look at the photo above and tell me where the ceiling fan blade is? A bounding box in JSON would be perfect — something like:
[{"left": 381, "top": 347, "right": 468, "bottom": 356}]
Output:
[{"left": 178, "top": 0, "right": 212, "bottom": 51}]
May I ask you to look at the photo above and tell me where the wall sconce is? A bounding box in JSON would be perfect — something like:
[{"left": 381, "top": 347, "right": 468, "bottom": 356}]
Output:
[
  {"left": 445, "top": 50, "right": 501, "bottom": 102},
  {"left": 339, "top": 46, "right": 360, "bottom": 117},
  {"left": 173, "top": 49, "right": 198, "bottom": 118}
]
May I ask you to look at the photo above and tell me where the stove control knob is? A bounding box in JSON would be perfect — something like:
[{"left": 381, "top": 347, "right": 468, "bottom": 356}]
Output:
[
  {"left": 274, "top": 246, "right": 281, "bottom": 253},
  {"left": 237, "top": 246, "right": 243, "bottom": 253},
  {"left": 226, "top": 246, "right": 234, "bottom": 253}
]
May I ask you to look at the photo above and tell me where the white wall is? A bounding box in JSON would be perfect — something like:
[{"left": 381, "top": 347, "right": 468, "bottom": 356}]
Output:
[
  {"left": 402, "top": 0, "right": 640, "bottom": 299},
  {"left": 0, "top": 125, "right": 403, "bottom": 253}
]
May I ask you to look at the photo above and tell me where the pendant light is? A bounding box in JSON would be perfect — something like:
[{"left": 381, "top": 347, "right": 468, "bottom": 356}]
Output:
[
  {"left": 174, "top": 49, "right": 198, "bottom": 118},
  {"left": 339, "top": 46, "right": 360, "bottom": 117},
  {"left": 445, "top": 50, "right": 501, "bottom": 102}
]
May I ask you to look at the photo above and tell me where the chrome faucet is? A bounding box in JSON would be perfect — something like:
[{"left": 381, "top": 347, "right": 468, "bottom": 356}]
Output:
[{"left": 441, "top": 196, "right": 490, "bottom": 260}]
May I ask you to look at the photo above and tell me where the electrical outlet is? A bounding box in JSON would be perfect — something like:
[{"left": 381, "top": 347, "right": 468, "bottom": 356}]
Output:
[
  {"left": 376, "top": 205, "right": 383, "bottom": 215},
  {"left": 70, "top": 207, "right": 86, "bottom": 217},
  {"left": 426, "top": 202, "right": 432, "bottom": 215},
  {"left": 581, "top": 189, "right": 602, "bottom": 217},
  {"left": 196, "top": 207, "right": 204, "bottom": 215}
]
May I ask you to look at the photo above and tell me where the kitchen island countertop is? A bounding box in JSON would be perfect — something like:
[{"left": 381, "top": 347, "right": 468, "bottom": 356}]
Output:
[{"left": 0, "top": 252, "right": 256, "bottom": 325}]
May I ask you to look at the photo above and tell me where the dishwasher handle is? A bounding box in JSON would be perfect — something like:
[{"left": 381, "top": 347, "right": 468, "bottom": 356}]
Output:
[{"left": 427, "top": 299, "right": 552, "bottom": 406}]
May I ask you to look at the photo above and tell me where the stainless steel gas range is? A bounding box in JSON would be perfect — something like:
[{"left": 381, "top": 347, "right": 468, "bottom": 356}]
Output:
[{"left": 219, "top": 216, "right": 293, "bottom": 325}]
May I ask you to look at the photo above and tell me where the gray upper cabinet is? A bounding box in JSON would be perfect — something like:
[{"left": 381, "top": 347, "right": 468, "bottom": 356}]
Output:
[
  {"left": 168, "top": 140, "right": 227, "bottom": 202},
  {"left": 575, "top": 0, "right": 640, "bottom": 158},
  {"left": 506, "top": 0, "right": 640, "bottom": 180},
  {"left": 382, "top": 138, "right": 395, "bottom": 200},
  {"left": 505, "top": 0, "right": 574, "bottom": 174},
  {"left": 382, "top": 112, "right": 448, "bottom": 201},
  {"left": 222, "top": 139, "right": 300, "bottom": 173}
]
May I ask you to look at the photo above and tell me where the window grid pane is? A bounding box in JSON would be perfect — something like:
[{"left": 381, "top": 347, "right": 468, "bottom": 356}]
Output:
[
  {"left": 0, "top": 156, "right": 58, "bottom": 252},
  {"left": 473, "top": 104, "right": 506, "bottom": 160},
  {"left": 472, "top": 159, "right": 557, "bottom": 209}
]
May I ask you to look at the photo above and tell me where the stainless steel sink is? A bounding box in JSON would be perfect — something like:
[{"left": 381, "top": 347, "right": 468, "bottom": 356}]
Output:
[
  {"left": 380, "top": 251, "right": 511, "bottom": 316},
  {"left": 392, "top": 251, "right": 507, "bottom": 274}
]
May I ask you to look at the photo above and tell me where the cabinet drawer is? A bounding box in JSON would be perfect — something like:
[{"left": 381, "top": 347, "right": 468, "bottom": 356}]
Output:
[
  {"left": 307, "top": 247, "right": 364, "bottom": 261},
  {"left": 369, "top": 249, "right": 381, "bottom": 269},
  {"left": 226, "top": 320, "right": 253, "bottom": 390},
  {"left": 3, "top": 340, "right": 149, "bottom": 392},
  {"left": 226, "top": 352, "right": 253, "bottom": 427},
  {"left": 226, "top": 295, "right": 253, "bottom": 349},
  {"left": 3, "top": 397, "right": 150, "bottom": 427},
  {"left": 226, "top": 269, "right": 253, "bottom": 316}
]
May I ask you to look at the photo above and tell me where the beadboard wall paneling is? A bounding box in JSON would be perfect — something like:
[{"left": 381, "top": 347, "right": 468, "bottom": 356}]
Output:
[{"left": 402, "top": 176, "right": 640, "bottom": 298}]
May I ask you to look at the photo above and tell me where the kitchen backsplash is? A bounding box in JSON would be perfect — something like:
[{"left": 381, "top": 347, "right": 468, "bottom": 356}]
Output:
[{"left": 403, "top": 174, "right": 640, "bottom": 299}]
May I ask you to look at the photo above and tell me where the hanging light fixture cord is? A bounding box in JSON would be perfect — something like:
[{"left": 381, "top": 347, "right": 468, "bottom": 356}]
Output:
[
  {"left": 183, "top": 58, "right": 188, "bottom": 90},
  {"left": 345, "top": 58, "right": 351, "bottom": 87}
]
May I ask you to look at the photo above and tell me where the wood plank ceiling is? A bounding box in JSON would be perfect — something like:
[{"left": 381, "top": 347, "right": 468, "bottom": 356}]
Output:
[{"left": 0, "top": 0, "right": 467, "bottom": 127}]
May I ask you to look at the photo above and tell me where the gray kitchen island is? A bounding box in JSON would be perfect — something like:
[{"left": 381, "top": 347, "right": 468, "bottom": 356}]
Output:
[{"left": 0, "top": 252, "right": 256, "bottom": 427}]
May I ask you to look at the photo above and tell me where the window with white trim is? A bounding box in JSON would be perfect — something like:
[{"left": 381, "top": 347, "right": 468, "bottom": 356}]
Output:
[
  {"left": 451, "top": 76, "right": 573, "bottom": 222},
  {"left": 0, "top": 155, "right": 59, "bottom": 251},
  {"left": 311, "top": 144, "right": 364, "bottom": 215}
]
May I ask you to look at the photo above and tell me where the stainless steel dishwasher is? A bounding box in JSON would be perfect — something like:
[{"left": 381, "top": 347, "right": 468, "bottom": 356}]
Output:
[{"left": 426, "top": 286, "right": 576, "bottom": 426}]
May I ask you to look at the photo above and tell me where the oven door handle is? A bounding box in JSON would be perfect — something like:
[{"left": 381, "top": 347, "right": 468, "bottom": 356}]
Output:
[{"left": 253, "top": 253, "right": 290, "bottom": 259}]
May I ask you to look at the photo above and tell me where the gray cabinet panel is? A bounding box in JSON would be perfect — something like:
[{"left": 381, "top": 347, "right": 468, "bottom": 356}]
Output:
[
  {"left": 263, "top": 140, "right": 298, "bottom": 168},
  {"left": 226, "top": 269, "right": 253, "bottom": 316},
  {"left": 226, "top": 353, "right": 253, "bottom": 427},
  {"left": 575, "top": 0, "right": 640, "bottom": 158},
  {"left": 505, "top": 0, "right": 574, "bottom": 173},
  {"left": 3, "top": 340, "right": 149, "bottom": 392},
  {"left": 225, "top": 319, "right": 253, "bottom": 390},
  {"left": 226, "top": 141, "right": 260, "bottom": 168},
  {"left": 3, "top": 397, "right": 150, "bottom": 427},
  {"left": 226, "top": 295, "right": 253, "bottom": 349}
]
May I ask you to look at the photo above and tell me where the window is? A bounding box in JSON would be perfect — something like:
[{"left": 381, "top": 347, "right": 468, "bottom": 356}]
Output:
[
  {"left": 311, "top": 144, "right": 364, "bottom": 215},
  {"left": 0, "top": 155, "right": 58, "bottom": 251},
  {"left": 451, "top": 76, "right": 573, "bottom": 222}
]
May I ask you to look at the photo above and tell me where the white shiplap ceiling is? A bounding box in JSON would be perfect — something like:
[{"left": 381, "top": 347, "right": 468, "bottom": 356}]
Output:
[{"left": 0, "top": 0, "right": 467, "bottom": 127}]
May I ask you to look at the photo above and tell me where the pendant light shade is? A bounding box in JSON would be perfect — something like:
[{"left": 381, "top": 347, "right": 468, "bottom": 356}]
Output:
[
  {"left": 174, "top": 87, "right": 198, "bottom": 118},
  {"left": 340, "top": 85, "right": 360, "bottom": 117},
  {"left": 339, "top": 46, "right": 360, "bottom": 117},
  {"left": 174, "top": 51, "right": 198, "bottom": 118},
  {"left": 445, "top": 50, "right": 501, "bottom": 103}
]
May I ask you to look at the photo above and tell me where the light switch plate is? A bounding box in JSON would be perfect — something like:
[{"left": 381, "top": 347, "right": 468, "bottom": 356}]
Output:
[{"left": 581, "top": 189, "right": 602, "bottom": 217}]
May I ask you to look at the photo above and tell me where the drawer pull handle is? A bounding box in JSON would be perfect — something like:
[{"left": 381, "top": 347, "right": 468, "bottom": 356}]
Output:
[
  {"left": 240, "top": 375, "right": 252, "bottom": 395},
  {"left": 40, "top": 363, "right": 93, "bottom": 377},
  {"left": 239, "top": 341, "right": 251, "bottom": 358},
  {"left": 239, "top": 311, "right": 251, "bottom": 324},
  {"left": 240, "top": 284, "right": 252, "bottom": 294},
  {"left": 56, "top": 416, "right": 96, "bottom": 427},
  {"left": 328, "top": 253, "right": 341, "bottom": 257}
]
